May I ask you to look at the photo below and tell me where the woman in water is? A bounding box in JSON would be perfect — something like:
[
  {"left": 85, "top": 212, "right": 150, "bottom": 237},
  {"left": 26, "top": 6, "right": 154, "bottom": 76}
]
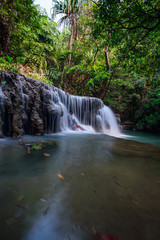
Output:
[{"left": 68, "top": 111, "right": 85, "bottom": 131}]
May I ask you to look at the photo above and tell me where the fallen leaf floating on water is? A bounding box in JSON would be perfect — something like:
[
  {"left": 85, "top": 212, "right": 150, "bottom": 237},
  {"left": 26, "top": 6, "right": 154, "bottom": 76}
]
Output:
[
  {"left": 43, "top": 153, "right": 50, "bottom": 157},
  {"left": 40, "top": 198, "right": 49, "bottom": 202},
  {"left": 57, "top": 173, "right": 64, "bottom": 179},
  {"left": 81, "top": 173, "right": 85, "bottom": 176},
  {"left": 94, "top": 233, "right": 121, "bottom": 240}
]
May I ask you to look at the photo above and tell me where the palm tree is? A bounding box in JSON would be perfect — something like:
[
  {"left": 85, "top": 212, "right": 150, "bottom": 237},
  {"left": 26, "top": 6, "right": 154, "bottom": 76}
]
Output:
[{"left": 52, "top": 0, "right": 83, "bottom": 64}]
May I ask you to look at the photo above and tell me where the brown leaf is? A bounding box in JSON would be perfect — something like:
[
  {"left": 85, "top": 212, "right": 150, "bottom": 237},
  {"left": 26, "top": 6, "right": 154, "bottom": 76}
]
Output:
[
  {"left": 43, "top": 153, "right": 50, "bottom": 157},
  {"left": 57, "top": 173, "right": 64, "bottom": 179},
  {"left": 40, "top": 198, "right": 48, "bottom": 202}
]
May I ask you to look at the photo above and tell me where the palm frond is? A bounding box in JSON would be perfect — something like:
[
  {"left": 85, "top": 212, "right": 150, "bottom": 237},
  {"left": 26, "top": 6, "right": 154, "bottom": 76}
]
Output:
[{"left": 57, "top": 15, "right": 69, "bottom": 28}]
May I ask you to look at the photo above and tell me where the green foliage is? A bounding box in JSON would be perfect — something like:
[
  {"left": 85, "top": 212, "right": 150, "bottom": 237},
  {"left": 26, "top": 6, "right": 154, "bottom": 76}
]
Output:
[
  {"left": 134, "top": 74, "right": 160, "bottom": 131},
  {"left": 31, "top": 143, "right": 42, "bottom": 150},
  {"left": 0, "top": 2, "right": 60, "bottom": 84},
  {"left": 0, "top": 55, "right": 24, "bottom": 73}
]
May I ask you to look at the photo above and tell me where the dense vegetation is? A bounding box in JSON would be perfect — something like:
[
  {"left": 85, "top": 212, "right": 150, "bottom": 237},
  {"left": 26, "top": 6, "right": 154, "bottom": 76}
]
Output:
[{"left": 0, "top": 0, "right": 160, "bottom": 131}]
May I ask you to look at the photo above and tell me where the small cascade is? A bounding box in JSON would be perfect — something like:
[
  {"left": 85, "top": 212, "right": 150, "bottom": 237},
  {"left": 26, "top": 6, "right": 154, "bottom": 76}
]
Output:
[
  {"left": 97, "top": 106, "right": 121, "bottom": 136},
  {"left": 56, "top": 88, "right": 103, "bottom": 127},
  {"left": 0, "top": 71, "right": 121, "bottom": 138},
  {"left": 53, "top": 88, "right": 121, "bottom": 136}
]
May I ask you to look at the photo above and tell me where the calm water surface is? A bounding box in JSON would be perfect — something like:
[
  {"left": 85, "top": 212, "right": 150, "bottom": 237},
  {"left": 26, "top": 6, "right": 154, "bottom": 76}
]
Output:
[
  {"left": 0, "top": 133, "right": 160, "bottom": 240},
  {"left": 123, "top": 131, "right": 160, "bottom": 146}
]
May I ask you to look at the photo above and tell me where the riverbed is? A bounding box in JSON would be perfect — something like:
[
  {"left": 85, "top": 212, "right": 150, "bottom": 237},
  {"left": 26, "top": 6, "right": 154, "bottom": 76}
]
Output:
[{"left": 0, "top": 132, "right": 160, "bottom": 240}]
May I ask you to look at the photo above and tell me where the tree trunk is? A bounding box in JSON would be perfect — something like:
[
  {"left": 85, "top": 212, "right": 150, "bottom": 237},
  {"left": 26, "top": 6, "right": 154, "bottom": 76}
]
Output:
[
  {"left": 100, "top": 46, "right": 110, "bottom": 99},
  {"left": 104, "top": 46, "right": 110, "bottom": 71},
  {"left": 69, "top": 13, "right": 75, "bottom": 65},
  {"left": 0, "top": 15, "right": 11, "bottom": 55},
  {"left": 93, "top": 42, "right": 99, "bottom": 64},
  {"left": 69, "top": 27, "right": 73, "bottom": 65}
]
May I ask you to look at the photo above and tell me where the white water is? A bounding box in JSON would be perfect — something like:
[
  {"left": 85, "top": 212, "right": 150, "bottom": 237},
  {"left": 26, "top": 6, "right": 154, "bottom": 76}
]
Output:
[
  {"left": 0, "top": 86, "right": 4, "bottom": 112},
  {"left": 53, "top": 87, "right": 121, "bottom": 137}
]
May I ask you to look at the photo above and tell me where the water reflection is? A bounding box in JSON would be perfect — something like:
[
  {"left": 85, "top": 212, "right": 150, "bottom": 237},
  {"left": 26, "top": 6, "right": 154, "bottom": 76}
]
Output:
[{"left": 0, "top": 134, "right": 160, "bottom": 240}]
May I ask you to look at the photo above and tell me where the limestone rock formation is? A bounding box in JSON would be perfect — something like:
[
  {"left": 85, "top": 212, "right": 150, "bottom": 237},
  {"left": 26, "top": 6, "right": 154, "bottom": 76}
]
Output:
[{"left": 0, "top": 71, "right": 62, "bottom": 138}]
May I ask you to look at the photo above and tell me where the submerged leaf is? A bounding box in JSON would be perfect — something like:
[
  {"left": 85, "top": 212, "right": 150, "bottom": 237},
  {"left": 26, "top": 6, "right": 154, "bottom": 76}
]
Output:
[
  {"left": 17, "top": 195, "right": 24, "bottom": 202},
  {"left": 43, "top": 153, "right": 50, "bottom": 157},
  {"left": 57, "top": 173, "right": 64, "bottom": 179},
  {"left": 40, "top": 198, "right": 48, "bottom": 202}
]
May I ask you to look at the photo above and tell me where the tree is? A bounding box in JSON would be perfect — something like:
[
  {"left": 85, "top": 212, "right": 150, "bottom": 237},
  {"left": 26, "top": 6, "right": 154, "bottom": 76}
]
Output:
[
  {"left": 0, "top": 0, "right": 36, "bottom": 55},
  {"left": 0, "top": 1, "right": 60, "bottom": 84},
  {"left": 90, "top": 0, "right": 160, "bottom": 98},
  {"left": 52, "top": 0, "right": 84, "bottom": 64}
]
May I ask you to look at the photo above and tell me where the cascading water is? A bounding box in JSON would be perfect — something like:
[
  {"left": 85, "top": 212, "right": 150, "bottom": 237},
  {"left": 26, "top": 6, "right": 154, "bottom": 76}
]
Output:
[
  {"left": 0, "top": 71, "right": 121, "bottom": 138},
  {"left": 52, "top": 87, "right": 121, "bottom": 136}
]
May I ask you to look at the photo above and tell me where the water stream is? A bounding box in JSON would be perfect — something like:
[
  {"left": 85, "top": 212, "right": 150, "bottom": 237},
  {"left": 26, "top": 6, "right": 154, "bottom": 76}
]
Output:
[{"left": 0, "top": 133, "right": 160, "bottom": 240}]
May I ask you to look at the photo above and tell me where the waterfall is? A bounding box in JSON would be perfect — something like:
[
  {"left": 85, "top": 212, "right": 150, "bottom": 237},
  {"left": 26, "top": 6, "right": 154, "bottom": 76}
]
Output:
[
  {"left": 0, "top": 71, "right": 121, "bottom": 138},
  {"left": 48, "top": 87, "right": 121, "bottom": 136}
]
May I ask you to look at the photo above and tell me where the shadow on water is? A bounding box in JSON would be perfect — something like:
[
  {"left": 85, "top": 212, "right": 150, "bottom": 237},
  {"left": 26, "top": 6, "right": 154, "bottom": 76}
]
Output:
[{"left": 0, "top": 133, "right": 160, "bottom": 240}]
